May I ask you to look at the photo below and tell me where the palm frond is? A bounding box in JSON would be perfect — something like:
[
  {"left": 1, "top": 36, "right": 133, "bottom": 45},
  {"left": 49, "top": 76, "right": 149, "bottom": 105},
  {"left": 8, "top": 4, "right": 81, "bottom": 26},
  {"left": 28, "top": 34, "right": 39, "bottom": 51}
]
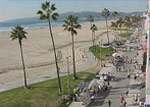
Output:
[
  {"left": 102, "top": 8, "right": 110, "bottom": 18},
  {"left": 10, "top": 25, "right": 27, "bottom": 41},
  {"left": 72, "top": 29, "right": 77, "bottom": 35},
  {"left": 39, "top": 14, "right": 47, "bottom": 20},
  {"left": 41, "top": 3, "right": 47, "bottom": 11},
  {"left": 52, "top": 12, "right": 59, "bottom": 20},
  {"left": 62, "top": 15, "right": 81, "bottom": 36},
  {"left": 51, "top": 4, "right": 57, "bottom": 11},
  {"left": 87, "top": 15, "right": 94, "bottom": 22},
  {"left": 37, "top": 10, "right": 43, "bottom": 15},
  {"left": 37, "top": 1, "right": 59, "bottom": 22}
]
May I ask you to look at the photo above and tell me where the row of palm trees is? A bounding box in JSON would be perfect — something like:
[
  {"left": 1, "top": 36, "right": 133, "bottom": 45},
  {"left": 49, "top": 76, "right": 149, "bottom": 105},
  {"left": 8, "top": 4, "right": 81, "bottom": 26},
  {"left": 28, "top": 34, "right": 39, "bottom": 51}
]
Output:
[
  {"left": 10, "top": 1, "right": 141, "bottom": 95},
  {"left": 87, "top": 9, "right": 118, "bottom": 45},
  {"left": 10, "top": 1, "right": 81, "bottom": 94},
  {"left": 111, "top": 15, "right": 142, "bottom": 33}
]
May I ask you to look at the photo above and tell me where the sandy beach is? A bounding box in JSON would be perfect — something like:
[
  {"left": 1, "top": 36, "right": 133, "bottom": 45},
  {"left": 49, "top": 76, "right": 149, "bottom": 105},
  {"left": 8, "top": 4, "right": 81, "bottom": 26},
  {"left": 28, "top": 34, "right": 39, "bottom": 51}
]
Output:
[{"left": 0, "top": 21, "right": 118, "bottom": 88}]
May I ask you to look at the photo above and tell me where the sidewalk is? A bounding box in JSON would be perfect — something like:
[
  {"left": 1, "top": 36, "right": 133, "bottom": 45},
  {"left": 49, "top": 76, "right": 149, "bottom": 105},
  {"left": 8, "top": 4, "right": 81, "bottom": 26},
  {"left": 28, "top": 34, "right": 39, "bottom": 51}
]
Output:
[
  {"left": 126, "top": 50, "right": 144, "bottom": 107},
  {"left": 69, "top": 31, "right": 145, "bottom": 107},
  {"left": 125, "top": 31, "right": 145, "bottom": 107},
  {"left": 69, "top": 63, "right": 114, "bottom": 107},
  {"left": 0, "top": 45, "right": 97, "bottom": 92}
]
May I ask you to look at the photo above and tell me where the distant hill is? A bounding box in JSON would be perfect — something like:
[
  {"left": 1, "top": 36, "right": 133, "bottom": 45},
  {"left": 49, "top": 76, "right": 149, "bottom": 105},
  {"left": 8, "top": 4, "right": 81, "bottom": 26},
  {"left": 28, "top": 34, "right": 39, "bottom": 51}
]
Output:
[
  {"left": 1, "top": 11, "right": 145, "bottom": 24},
  {"left": 57, "top": 11, "right": 145, "bottom": 20},
  {"left": 59, "top": 11, "right": 144, "bottom": 19},
  {"left": 0, "top": 11, "right": 145, "bottom": 32}
]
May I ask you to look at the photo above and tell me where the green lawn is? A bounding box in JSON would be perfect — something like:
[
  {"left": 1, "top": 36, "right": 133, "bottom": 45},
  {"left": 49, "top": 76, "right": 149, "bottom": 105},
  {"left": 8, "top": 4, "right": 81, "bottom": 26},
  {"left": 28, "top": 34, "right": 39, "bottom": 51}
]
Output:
[
  {"left": 89, "top": 46, "right": 114, "bottom": 60},
  {"left": 112, "top": 27, "right": 132, "bottom": 32},
  {"left": 119, "top": 32, "right": 132, "bottom": 38},
  {"left": 0, "top": 72, "right": 95, "bottom": 107}
]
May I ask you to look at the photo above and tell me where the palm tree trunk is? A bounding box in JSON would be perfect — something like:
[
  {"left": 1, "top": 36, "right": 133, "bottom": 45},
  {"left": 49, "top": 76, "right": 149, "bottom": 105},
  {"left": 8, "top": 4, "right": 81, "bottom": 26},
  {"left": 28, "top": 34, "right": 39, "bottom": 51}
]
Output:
[
  {"left": 105, "top": 18, "right": 109, "bottom": 44},
  {"left": 93, "top": 31, "right": 96, "bottom": 46},
  {"left": 92, "top": 31, "right": 94, "bottom": 46},
  {"left": 90, "top": 23, "right": 94, "bottom": 46},
  {"left": 71, "top": 33, "right": 77, "bottom": 79},
  {"left": 93, "top": 31, "right": 97, "bottom": 61},
  {"left": 48, "top": 18, "right": 62, "bottom": 95},
  {"left": 18, "top": 40, "right": 28, "bottom": 89}
]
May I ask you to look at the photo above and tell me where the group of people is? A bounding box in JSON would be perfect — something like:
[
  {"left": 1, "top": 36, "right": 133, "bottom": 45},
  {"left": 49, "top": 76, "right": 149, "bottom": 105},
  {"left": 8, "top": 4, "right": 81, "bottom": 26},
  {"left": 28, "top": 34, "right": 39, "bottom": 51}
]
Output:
[
  {"left": 120, "top": 95, "right": 127, "bottom": 107},
  {"left": 132, "top": 94, "right": 139, "bottom": 106},
  {"left": 78, "top": 78, "right": 110, "bottom": 106},
  {"left": 107, "top": 95, "right": 127, "bottom": 107}
]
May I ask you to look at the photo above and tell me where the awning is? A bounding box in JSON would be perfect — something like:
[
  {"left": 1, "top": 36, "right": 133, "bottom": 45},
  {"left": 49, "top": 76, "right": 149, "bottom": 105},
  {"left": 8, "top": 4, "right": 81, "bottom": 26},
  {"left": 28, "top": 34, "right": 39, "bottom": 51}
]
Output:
[{"left": 112, "top": 53, "right": 120, "bottom": 57}]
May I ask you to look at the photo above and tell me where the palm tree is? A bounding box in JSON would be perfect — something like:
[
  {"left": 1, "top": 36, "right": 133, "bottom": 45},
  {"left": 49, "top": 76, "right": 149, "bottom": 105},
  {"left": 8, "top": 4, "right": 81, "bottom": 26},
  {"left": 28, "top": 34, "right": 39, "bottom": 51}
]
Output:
[
  {"left": 111, "top": 21, "right": 118, "bottom": 41},
  {"left": 124, "top": 16, "right": 131, "bottom": 32},
  {"left": 116, "top": 17, "right": 124, "bottom": 34},
  {"left": 62, "top": 15, "right": 81, "bottom": 79},
  {"left": 37, "top": 1, "right": 62, "bottom": 94},
  {"left": 111, "top": 21, "right": 118, "bottom": 30},
  {"left": 90, "top": 24, "right": 98, "bottom": 46},
  {"left": 112, "top": 11, "right": 118, "bottom": 22},
  {"left": 87, "top": 15, "right": 94, "bottom": 26},
  {"left": 87, "top": 15, "right": 95, "bottom": 46},
  {"left": 10, "top": 26, "right": 28, "bottom": 89},
  {"left": 102, "top": 8, "right": 110, "bottom": 44},
  {"left": 131, "top": 16, "right": 142, "bottom": 29}
]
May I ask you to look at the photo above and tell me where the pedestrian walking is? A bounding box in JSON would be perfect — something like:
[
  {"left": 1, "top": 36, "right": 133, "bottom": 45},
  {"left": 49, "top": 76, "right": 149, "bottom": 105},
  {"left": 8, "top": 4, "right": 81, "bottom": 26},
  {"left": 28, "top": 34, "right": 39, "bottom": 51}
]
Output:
[
  {"left": 127, "top": 72, "right": 130, "bottom": 79},
  {"left": 120, "top": 95, "right": 124, "bottom": 105},
  {"left": 132, "top": 95, "right": 135, "bottom": 105},
  {"left": 108, "top": 100, "right": 111, "bottom": 107},
  {"left": 107, "top": 81, "right": 110, "bottom": 86},
  {"left": 123, "top": 101, "right": 127, "bottom": 107},
  {"left": 104, "top": 85, "right": 108, "bottom": 92},
  {"left": 134, "top": 74, "right": 137, "bottom": 81},
  {"left": 116, "top": 66, "right": 118, "bottom": 72},
  {"left": 136, "top": 73, "right": 139, "bottom": 80},
  {"left": 135, "top": 94, "right": 138, "bottom": 102},
  {"left": 119, "top": 67, "right": 121, "bottom": 72},
  {"left": 126, "top": 90, "right": 129, "bottom": 96}
]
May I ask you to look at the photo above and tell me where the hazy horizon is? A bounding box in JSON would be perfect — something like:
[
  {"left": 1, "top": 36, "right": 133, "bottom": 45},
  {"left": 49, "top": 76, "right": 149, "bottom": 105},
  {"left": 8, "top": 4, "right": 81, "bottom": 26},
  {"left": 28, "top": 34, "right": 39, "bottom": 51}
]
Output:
[{"left": 0, "top": 0, "right": 147, "bottom": 22}]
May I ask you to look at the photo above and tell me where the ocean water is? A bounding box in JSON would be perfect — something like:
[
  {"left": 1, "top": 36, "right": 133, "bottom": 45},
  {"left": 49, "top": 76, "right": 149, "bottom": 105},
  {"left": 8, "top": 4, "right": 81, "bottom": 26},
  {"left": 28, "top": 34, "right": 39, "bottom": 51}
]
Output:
[
  {"left": 0, "top": 17, "right": 103, "bottom": 32},
  {"left": 0, "top": 0, "right": 147, "bottom": 32}
]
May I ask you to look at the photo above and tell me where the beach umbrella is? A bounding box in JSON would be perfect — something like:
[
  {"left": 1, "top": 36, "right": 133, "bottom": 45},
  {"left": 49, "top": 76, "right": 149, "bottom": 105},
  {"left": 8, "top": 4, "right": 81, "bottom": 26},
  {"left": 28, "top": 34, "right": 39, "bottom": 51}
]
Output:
[{"left": 112, "top": 53, "right": 119, "bottom": 57}]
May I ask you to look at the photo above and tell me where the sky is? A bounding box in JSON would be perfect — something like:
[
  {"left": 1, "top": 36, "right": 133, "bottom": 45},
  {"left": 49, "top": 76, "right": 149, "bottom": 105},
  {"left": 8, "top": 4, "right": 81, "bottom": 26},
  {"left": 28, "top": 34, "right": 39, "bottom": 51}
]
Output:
[{"left": 0, "top": 0, "right": 148, "bottom": 22}]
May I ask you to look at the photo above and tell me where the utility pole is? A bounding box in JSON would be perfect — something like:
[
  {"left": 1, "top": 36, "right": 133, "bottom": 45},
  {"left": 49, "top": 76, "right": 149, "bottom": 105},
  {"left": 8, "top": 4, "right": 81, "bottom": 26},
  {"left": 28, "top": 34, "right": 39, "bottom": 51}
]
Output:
[
  {"left": 66, "top": 55, "right": 71, "bottom": 98},
  {"left": 99, "top": 39, "right": 103, "bottom": 67},
  {"left": 99, "top": 41, "right": 101, "bottom": 67},
  {"left": 100, "top": 39, "right": 103, "bottom": 67}
]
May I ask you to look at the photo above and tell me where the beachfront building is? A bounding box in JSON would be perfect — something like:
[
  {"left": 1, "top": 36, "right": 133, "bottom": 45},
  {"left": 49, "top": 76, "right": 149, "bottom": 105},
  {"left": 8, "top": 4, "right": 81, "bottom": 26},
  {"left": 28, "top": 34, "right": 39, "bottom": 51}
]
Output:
[{"left": 145, "top": 0, "right": 150, "bottom": 106}]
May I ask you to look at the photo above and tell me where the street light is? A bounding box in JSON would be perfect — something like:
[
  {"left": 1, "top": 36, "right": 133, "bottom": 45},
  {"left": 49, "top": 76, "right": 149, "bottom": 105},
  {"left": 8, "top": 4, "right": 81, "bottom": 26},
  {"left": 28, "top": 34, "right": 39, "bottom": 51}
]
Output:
[
  {"left": 99, "top": 39, "right": 103, "bottom": 67},
  {"left": 66, "top": 55, "right": 71, "bottom": 98}
]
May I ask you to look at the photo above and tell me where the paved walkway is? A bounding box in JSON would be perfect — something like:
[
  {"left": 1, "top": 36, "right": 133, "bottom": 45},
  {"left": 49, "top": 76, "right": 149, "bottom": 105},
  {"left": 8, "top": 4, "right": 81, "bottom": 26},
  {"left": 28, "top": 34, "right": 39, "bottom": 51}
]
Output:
[
  {"left": 69, "top": 30, "right": 145, "bottom": 107},
  {"left": 0, "top": 45, "right": 97, "bottom": 92},
  {"left": 101, "top": 35, "right": 145, "bottom": 107}
]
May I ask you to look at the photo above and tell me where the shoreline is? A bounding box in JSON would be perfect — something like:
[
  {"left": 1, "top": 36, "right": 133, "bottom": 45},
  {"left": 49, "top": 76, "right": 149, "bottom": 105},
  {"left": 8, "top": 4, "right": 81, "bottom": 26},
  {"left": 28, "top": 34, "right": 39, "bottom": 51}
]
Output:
[{"left": 0, "top": 20, "right": 107, "bottom": 33}]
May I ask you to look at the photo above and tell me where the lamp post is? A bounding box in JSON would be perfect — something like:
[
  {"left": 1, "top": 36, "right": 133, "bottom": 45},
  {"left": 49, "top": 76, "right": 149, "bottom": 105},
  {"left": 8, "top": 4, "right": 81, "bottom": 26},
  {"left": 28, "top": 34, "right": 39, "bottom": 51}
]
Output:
[
  {"left": 66, "top": 55, "right": 71, "bottom": 98},
  {"left": 99, "top": 39, "right": 103, "bottom": 67},
  {"left": 99, "top": 41, "right": 101, "bottom": 67}
]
